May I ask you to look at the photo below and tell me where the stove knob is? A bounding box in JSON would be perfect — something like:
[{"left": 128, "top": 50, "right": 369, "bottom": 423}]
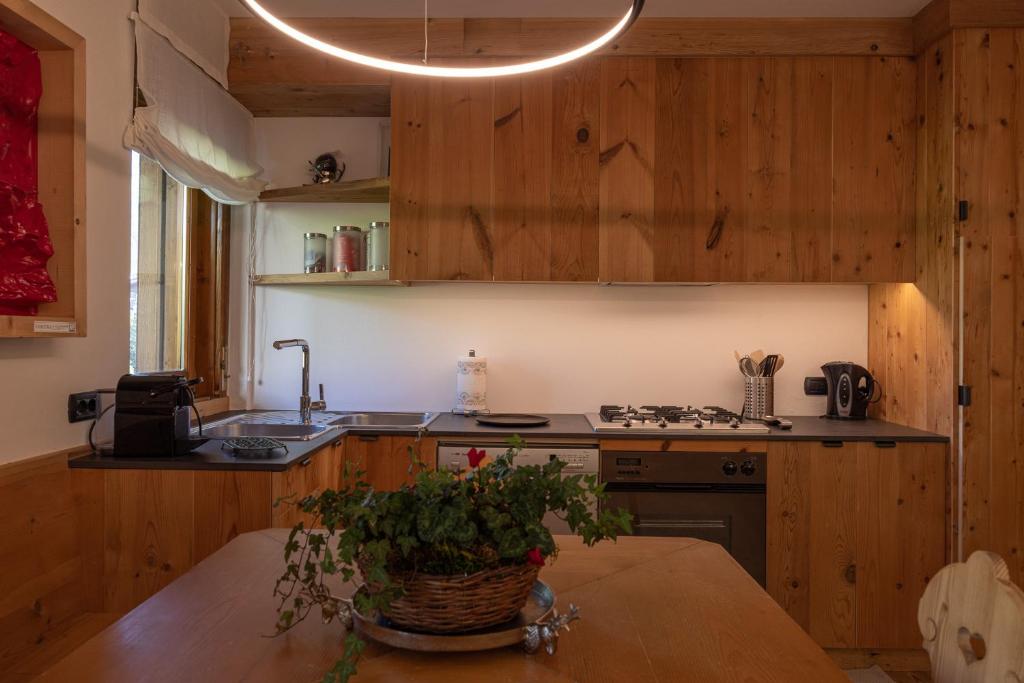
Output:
[
  {"left": 740, "top": 460, "right": 756, "bottom": 476},
  {"left": 658, "top": 417, "right": 668, "bottom": 429},
  {"left": 722, "top": 461, "right": 738, "bottom": 476}
]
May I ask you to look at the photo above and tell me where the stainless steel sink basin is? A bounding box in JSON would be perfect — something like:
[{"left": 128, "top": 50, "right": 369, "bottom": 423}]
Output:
[
  {"left": 329, "top": 412, "right": 437, "bottom": 429},
  {"left": 199, "top": 410, "right": 437, "bottom": 440},
  {"left": 203, "top": 422, "right": 333, "bottom": 441}
]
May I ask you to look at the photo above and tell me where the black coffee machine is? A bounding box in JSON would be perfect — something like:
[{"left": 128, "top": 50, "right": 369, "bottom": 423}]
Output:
[
  {"left": 821, "top": 362, "right": 880, "bottom": 420},
  {"left": 113, "top": 372, "right": 207, "bottom": 456}
]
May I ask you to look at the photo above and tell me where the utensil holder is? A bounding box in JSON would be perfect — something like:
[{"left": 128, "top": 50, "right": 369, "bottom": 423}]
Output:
[{"left": 743, "top": 377, "right": 774, "bottom": 420}]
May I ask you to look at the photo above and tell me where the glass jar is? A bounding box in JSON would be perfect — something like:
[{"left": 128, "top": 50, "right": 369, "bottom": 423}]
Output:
[
  {"left": 366, "top": 221, "right": 390, "bottom": 272},
  {"left": 332, "top": 225, "right": 363, "bottom": 273},
  {"left": 303, "top": 232, "right": 328, "bottom": 273}
]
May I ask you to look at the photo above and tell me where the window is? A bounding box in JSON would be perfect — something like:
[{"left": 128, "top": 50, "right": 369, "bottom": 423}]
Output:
[{"left": 129, "top": 152, "right": 231, "bottom": 399}]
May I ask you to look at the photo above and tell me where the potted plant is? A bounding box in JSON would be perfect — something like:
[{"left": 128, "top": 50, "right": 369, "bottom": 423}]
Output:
[{"left": 272, "top": 436, "right": 632, "bottom": 683}]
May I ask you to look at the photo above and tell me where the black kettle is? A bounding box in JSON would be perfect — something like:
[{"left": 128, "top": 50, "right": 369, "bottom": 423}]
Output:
[{"left": 821, "top": 362, "right": 880, "bottom": 420}]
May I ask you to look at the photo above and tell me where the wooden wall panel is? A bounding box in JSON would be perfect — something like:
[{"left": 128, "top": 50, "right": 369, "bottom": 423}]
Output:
[
  {"left": 102, "top": 470, "right": 195, "bottom": 613},
  {"left": 957, "top": 28, "right": 1024, "bottom": 585},
  {"left": 0, "top": 451, "right": 102, "bottom": 673},
  {"left": 653, "top": 57, "right": 832, "bottom": 282},
  {"left": 194, "top": 471, "right": 272, "bottom": 563},
  {"left": 833, "top": 57, "right": 917, "bottom": 282},
  {"left": 391, "top": 75, "right": 495, "bottom": 280}
]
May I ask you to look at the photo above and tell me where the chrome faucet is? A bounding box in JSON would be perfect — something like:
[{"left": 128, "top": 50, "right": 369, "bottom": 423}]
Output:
[{"left": 272, "top": 339, "right": 326, "bottom": 424}]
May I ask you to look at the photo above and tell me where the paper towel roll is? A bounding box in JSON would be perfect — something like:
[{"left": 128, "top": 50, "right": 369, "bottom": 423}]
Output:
[{"left": 456, "top": 350, "right": 487, "bottom": 413}]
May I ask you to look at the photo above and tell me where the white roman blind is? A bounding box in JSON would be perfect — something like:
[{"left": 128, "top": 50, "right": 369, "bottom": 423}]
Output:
[
  {"left": 124, "top": 17, "right": 266, "bottom": 205},
  {"left": 138, "top": 0, "right": 230, "bottom": 88}
]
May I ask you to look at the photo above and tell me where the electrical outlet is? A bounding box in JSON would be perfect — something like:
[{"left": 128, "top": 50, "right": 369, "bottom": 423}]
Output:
[{"left": 68, "top": 391, "right": 100, "bottom": 423}]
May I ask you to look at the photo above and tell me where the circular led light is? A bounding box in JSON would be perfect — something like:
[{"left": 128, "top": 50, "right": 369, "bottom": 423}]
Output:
[{"left": 241, "top": 0, "right": 645, "bottom": 78}]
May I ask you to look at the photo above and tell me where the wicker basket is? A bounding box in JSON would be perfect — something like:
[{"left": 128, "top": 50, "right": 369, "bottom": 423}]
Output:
[{"left": 362, "top": 562, "right": 540, "bottom": 633}]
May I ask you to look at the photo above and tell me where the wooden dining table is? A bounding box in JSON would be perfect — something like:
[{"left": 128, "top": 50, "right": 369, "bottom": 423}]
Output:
[{"left": 37, "top": 529, "right": 846, "bottom": 682}]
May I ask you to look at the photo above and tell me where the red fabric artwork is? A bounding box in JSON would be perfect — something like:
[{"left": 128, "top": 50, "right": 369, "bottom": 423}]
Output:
[{"left": 0, "top": 28, "right": 54, "bottom": 316}]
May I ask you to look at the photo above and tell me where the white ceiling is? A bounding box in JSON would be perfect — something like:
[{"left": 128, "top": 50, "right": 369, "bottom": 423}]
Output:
[{"left": 220, "top": 0, "right": 930, "bottom": 19}]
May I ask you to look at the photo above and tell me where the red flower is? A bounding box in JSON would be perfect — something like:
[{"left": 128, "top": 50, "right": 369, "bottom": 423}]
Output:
[
  {"left": 467, "top": 447, "right": 486, "bottom": 468},
  {"left": 526, "top": 548, "right": 545, "bottom": 567}
]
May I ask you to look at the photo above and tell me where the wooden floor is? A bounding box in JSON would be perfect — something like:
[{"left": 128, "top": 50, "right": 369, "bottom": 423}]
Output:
[
  {"left": 2, "top": 611, "right": 933, "bottom": 682},
  {"left": 0, "top": 612, "right": 120, "bottom": 683}
]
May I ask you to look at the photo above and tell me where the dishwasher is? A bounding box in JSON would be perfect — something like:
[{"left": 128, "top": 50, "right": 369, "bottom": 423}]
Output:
[
  {"left": 600, "top": 448, "right": 767, "bottom": 586},
  {"left": 436, "top": 441, "right": 600, "bottom": 535}
]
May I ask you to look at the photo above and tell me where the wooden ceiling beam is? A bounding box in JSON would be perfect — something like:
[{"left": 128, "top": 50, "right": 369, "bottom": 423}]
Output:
[
  {"left": 913, "top": 0, "right": 1024, "bottom": 52},
  {"left": 228, "top": 16, "right": 915, "bottom": 117}
]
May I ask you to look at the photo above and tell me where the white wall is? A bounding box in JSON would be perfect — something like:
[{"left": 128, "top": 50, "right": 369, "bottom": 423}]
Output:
[
  {"left": 0, "top": 0, "right": 134, "bottom": 464},
  {"left": 232, "top": 117, "right": 868, "bottom": 417}
]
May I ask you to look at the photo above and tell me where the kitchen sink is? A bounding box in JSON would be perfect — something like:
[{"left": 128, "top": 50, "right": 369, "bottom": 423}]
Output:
[
  {"left": 199, "top": 410, "right": 437, "bottom": 441},
  {"left": 202, "top": 422, "right": 333, "bottom": 441},
  {"left": 329, "top": 412, "right": 437, "bottom": 429}
]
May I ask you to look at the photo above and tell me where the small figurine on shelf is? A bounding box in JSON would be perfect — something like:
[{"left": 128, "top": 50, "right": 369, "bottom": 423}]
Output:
[{"left": 308, "top": 152, "right": 345, "bottom": 184}]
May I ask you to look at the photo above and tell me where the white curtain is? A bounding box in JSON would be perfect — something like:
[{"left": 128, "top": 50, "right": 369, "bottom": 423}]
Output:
[
  {"left": 137, "top": 0, "right": 230, "bottom": 88},
  {"left": 124, "top": 17, "right": 266, "bottom": 205}
]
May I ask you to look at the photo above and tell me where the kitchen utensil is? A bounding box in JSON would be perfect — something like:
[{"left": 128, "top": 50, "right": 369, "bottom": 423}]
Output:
[
  {"left": 773, "top": 354, "right": 785, "bottom": 374},
  {"left": 822, "top": 362, "right": 881, "bottom": 419},
  {"left": 743, "top": 376, "right": 774, "bottom": 420},
  {"left": 761, "top": 415, "right": 793, "bottom": 430},
  {"left": 734, "top": 350, "right": 743, "bottom": 363},
  {"left": 750, "top": 349, "right": 766, "bottom": 366},
  {"left": 740, "top": 356, "right": 759, "bottom": 378},
  {"left": 757, "top": 357, "right": 769, "bottom": 376},
  {"left": 475, "top": 414, "right": 551, "bottom": 428}
]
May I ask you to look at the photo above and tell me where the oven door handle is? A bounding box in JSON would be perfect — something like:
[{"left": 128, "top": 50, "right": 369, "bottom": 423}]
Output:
[{"left": 633, "top": 520, "right": 728, "bottom": 530}]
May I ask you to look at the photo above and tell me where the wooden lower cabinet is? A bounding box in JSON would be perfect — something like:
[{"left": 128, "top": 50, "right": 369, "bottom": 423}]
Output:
[
  {"left": 766, "top": 440, "right": 948, "bottom": 649},
  {"left": 270, "top": 439, "right": 342, "bottom": 528},
  {"left": 342, "top": 435, "right": 437, "bottom": 491}
]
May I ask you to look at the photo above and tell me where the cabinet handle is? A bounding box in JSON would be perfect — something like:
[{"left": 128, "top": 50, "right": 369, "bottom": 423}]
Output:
[
  {"left": 300, "top": 458, "right": 312, "bottom": 467},
  {"left": 874, "top": 440, "right": 897, "bottom": 449},
  {"left": 844, "top": 564, "right": 857, "bottom": 584},
  {"left": 822, "top": 440, "right": 844, "bottom": 448},
  {"left": 358, "top": 435, "right": 379, "bottom": 442},
  {"left": 332, "top": 439, "right": 343, "bottom": 447}
]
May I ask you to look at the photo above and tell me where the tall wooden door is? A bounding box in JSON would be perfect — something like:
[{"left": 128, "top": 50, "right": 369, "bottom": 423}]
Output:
[{"left": 956, "top": 27, "right": 1024, "bottom": 586}]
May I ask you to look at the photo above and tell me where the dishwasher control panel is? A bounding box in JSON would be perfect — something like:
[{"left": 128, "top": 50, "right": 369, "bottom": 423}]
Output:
[{"left": 437, "top": 443, "right": 599, "bottom": 475}]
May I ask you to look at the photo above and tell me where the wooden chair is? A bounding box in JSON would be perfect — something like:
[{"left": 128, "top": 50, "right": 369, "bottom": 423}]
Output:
[{"left": 918, "top": 551, "right": 1024, "bottom": 683}]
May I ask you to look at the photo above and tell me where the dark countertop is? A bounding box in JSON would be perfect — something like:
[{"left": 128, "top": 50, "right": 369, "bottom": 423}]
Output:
[
  {"left": 426, "top": 414, "right": 949, "bottom": 443},
  {"left": 69, "top": 412, "right": 948, "bottom": 472}
]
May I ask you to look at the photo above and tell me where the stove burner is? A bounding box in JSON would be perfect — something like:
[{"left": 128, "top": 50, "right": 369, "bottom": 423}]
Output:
[{"left": 599, "top": 404, "right": 744, "bottom": 426}]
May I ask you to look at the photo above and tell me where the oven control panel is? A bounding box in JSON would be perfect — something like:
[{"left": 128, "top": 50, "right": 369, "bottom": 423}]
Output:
[{"left": 601, "top": 451, "right": 766, "bottom": 485}]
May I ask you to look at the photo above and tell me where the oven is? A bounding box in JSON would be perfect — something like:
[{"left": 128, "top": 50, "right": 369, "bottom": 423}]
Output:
[{"left": 600, "top": 448, "right": 766, "bottom": 586}]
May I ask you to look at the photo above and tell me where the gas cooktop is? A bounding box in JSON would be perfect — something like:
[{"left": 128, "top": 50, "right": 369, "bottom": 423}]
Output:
[{"left": 586, "top": 405, "right": 771, "bottom": 433}]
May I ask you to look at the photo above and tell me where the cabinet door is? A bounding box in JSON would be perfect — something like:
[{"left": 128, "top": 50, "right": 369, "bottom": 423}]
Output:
[
  {"left": 391, "top": 75, "right": 495, "bottom": 280},
  {"left": 492, "top": 63, "right": 600, "bottom": 281},
  {"left": 653, "top": 57, "right": 833, "bottom": 282},
  {"left": 271, "top": 447, "right": 332, "bottom": 528},
  {"left": 767, "top": 441, "right": 857, "bottom": 647},
  {"left": 599, "top": 57, "right": 833, "bottom": 283},
  {"left": 854, "top": 441, "right": 947, "bottom": 648},
  {"left": 344, "top": 436, "right": 437, "bottom": 491},
  {"left": 767, "top": 440, "right": 947, "bottom": 649},
  {"left": 832, "top": 56, "right": 916, "bottom": 282}
]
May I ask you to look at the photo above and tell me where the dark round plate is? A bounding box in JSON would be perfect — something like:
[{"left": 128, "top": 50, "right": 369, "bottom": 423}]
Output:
[{"left": 475, "top": 414, "right": 551, "bottom": 428}]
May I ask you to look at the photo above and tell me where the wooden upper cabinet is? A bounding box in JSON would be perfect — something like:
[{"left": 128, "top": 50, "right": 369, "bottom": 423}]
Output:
[
  {"left": 832, "top": 57, "right": 917, "bottom": 282},
  {"left": 598, "top": 57, "right": 657, "bottom": 282},
  {"left": 599, "top": 57, "right": 833, "bottom": 283},
  {"left": 393, "top": 55, "right": 917, "bottom": 284},
  {"left": 655, "top": 57, "right": 833, "bottom": 282},
  {"left": 391, "top": 75, "right": 495, "bottom": 281},
  {"left": 391, "top": 63, "right": 600, "bottom": 282}
]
